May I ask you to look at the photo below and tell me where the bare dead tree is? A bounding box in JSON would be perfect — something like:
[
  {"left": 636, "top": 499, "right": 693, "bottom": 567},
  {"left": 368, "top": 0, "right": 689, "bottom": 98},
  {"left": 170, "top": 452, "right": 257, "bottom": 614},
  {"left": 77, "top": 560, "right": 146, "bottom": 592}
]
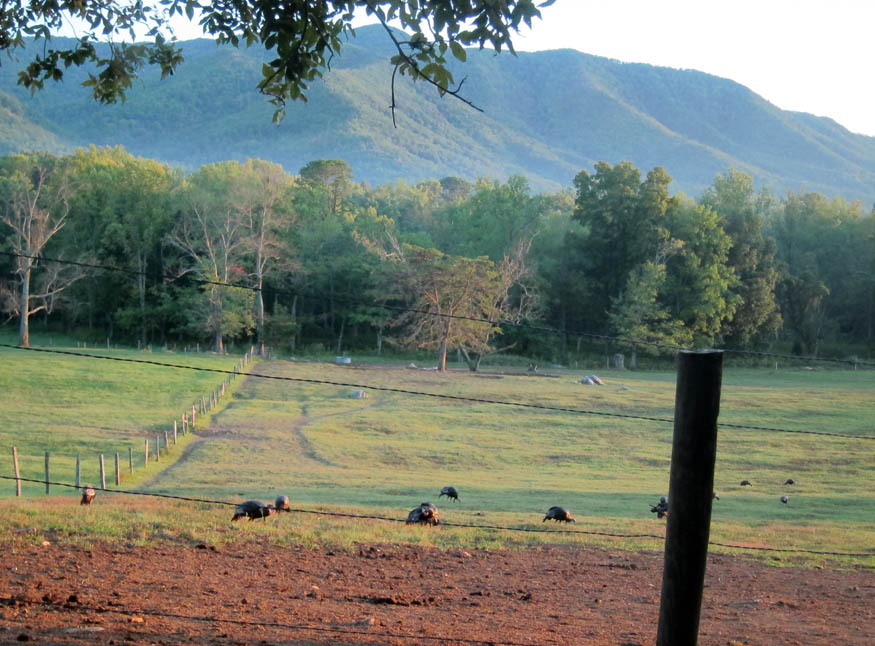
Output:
[{"left": 1, "top": 161, "right": 84, "bottom": 346}]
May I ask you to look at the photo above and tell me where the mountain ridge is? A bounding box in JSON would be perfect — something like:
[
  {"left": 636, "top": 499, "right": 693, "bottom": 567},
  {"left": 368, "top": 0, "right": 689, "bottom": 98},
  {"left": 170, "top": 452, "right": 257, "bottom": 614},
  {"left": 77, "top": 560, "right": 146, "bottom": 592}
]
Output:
[{"left": 1, "top": 27, "right": 873, "bottom": 203}]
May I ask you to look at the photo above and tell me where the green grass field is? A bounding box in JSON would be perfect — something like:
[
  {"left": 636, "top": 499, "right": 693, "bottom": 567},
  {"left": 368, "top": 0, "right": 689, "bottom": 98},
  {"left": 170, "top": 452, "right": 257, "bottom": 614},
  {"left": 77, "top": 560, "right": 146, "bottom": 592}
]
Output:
[{"left": 1, "top": 336, "right": 873, "bottom": 567}]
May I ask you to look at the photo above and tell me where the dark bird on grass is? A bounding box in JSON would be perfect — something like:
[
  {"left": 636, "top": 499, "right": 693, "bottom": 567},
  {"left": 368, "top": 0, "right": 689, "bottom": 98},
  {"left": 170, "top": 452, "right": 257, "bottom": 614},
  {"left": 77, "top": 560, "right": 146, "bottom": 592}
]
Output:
[
  {"left": 232, "top": 500, "right": 276, "bottom": 522},
  {"left": 780, "top": 495, "right": 789, "bottom": 504},
  {"left": 80, "top": 486, "right": 96, "bottom": 505},
  {"left": 740, "top": 480, "right": 752, "bottom": 487},
  {"left": 274, "top": 495, "right": 291, "bottom": 512},
  {"left": 407, "top": 502, "right": 440, "bottom": 525},
  {"left": 438, "top": 486, "right": 459, "bottom": 502},
  {"left": 784, "top": 478, "right": 795, "bottom": 486},
  {"left": 543, "top": 506, "right": 575, "bottom": 523},
  {"left": 650, "top": 496, "right": 669, "bottom": 519}
]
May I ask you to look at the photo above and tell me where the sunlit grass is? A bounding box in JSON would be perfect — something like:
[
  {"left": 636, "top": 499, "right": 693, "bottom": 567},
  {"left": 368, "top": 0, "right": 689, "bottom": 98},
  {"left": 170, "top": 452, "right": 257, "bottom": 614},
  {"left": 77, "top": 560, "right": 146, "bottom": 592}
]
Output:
[{"left": 2, "top": 343, "right": 873, "bottom": 568}]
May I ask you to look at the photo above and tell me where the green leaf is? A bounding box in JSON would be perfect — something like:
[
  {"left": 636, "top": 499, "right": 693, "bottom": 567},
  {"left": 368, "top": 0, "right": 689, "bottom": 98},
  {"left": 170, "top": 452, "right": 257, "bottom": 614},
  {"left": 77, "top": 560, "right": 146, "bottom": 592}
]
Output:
[{"left": 450, "top": 41, "right": 466, "bottom": 62}]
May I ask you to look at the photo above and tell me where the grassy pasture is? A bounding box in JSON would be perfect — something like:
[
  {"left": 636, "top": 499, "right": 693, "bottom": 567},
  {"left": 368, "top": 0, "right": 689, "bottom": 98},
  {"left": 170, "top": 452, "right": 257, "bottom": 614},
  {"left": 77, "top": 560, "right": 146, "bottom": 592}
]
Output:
[
  {"left": 1, "top": 340, "right": 873, "bottom": 567},
  {"left": 0, "top": 335, "right": 244, "bottom": 495}
]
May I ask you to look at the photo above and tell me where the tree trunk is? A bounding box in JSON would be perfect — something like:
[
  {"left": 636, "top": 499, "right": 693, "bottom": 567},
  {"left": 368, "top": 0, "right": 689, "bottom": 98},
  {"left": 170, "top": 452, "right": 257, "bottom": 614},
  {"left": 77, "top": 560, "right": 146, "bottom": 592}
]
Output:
[
  {"left": 459, "top": 347, "right": 482, "bottom": 372},
  {"left": 376, "top": 326, "right": 383, "bottom": 355},
  {"left": 336, "top": 317, "right": 345, "bottom": 354},
  {"left": 437, "top": 339, "right": 448, "bottom": 372},
  {"left": 138, "top": 252, "right": 147, "bottom": 347},
  {"left": 213, "top": 296, "right": 224, "bottom": 353},
  {"left": 290, "top": 294, "right": 297, "bottom": 352},
  {"left": 255, "top": 283, "right": 265, "bottom": 356},
  {"left": 255, "top": 242, "right": 265, "bottom": 356},
  {"left": 18, "top": 266, "right": 30, "bottom": 347}
]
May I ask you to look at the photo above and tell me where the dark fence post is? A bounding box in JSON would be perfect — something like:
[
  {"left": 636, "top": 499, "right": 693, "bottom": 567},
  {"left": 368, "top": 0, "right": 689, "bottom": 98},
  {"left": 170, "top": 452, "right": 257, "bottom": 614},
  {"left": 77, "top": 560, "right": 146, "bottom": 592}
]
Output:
[
  {"left": 99, "top": 454, "right": 106, "bottom": 490},
  {"left": 12, "top": 447, "right": 21, "bottom": 496},
  {"left": 44, "top": 451, "right": 50, "bottom": 494},
  {"left": 656, "top": 349, "right": 723, "bottom": 646},
  {"left": 114, "top": 452, "right": 121, "bottom": 485},
  {"left": 75, "top": 452, "right": 81, "bottom": 490}
]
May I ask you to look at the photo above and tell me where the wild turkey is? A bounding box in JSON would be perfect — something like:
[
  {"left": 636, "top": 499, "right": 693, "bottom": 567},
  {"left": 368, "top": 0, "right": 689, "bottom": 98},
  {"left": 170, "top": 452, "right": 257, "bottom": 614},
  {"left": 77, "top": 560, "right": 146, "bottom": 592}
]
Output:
[
  {"left": 406, "top": 502, "right": 440, "bottom": 526},
  {"left": 274, "top": 495, "right": 291, "bottom": 512},
  {"left": 650, "top": 496, "right": 669, "bottom": 519},
  {"left": 232, "top": 500, "right": 276, "bottom": 522},
  {"left": 543, "top": 506, "right": 575, "bottom": 523},
  {"left": 784, "top": 478, "right": 795, "bottom": 486},
  {"left": 438, "top": 486, "right": 459, "bottom": 502},
  {"left": 80, "top": 486, "right": 97, "bottom": 505},
  {"left": 780, "top": 495, "right": 789, "bottom": 504},
  {"left": 740, "top": 480, "right": 752, "bottom": 487}
]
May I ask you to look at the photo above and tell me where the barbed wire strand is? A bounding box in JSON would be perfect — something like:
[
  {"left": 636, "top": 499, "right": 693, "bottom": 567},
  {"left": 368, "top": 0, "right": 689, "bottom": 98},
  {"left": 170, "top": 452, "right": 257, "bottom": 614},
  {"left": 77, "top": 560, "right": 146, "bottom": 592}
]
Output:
[
  {"left": 2, "top": 343, "right": 873, "bottom": 441},
  {"left": 2, "top": 477, "right": 872, "bottom": 558},
  {"left": 4, "top": 251, "right": 871, "bottom": 368},
  {"left": 1, "top": 597, "right": 543, "bottom": 646}
]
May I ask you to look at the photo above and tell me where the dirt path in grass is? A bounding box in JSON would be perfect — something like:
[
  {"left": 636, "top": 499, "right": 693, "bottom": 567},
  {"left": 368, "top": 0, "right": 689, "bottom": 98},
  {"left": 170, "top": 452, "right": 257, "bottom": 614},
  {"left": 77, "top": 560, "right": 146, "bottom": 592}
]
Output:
[
  {"left": 145, "top": 370, "right": 389, "bottom": 484},
  {"left": 1, "top": 540, "right": 872, "bottom": 646}
]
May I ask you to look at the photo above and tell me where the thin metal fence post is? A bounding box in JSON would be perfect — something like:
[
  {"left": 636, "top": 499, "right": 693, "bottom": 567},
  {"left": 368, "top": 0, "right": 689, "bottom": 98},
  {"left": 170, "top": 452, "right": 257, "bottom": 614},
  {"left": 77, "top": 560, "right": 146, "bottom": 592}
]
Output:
[{"left": 12, "top": 447, "right": 21, "bottom": 496}]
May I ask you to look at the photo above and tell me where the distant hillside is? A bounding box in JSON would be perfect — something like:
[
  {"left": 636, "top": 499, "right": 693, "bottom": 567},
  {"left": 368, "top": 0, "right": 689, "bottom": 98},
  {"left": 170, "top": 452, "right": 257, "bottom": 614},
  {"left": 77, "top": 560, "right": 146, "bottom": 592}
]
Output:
[{"left": 2, "top": 27, "right": 875, "bottom": 203}]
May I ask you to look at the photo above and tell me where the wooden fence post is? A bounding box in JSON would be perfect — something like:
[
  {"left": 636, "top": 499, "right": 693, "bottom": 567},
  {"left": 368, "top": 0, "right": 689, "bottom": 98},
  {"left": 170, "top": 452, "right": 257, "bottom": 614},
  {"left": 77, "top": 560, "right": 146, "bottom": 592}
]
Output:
[
  {"left": 99, "top": 454, "right": 106, "bottom": 490},
  {"left": 12, "top": 447, "right": 21, "bottom": 497},
  {"left": 192, "top": 405, "right": 197, "bottom": 428},
  {"left": 45, "top": 451, "right": 50, "bottom": 494},
  {"left": 114, "top": 452, "right": 121, "bottom": 486},
  {"left": 129, "top": 447, "right": 133, "bottom": 474},
  {"left": 164, "top": 431, "right": 170, "bottom": 451},
  {"left": 173, "top": 420, "right": 178, "bottom": 444},
  {"left": 656, "top": 350, "right": 724, "bottom": 646},
  {"left": 155, "top": 436, "right": 160, "bottom": 461},
  {"left": 145, "top": 438, "right": 149, "bottom": 466},
  {"left": 75, "top": 452, "right": 81, "bottom": 490}
]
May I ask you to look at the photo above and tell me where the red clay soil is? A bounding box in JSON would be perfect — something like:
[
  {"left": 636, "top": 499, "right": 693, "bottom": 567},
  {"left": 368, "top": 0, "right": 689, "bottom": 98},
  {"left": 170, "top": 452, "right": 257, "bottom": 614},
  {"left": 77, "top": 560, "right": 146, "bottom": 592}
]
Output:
[{"left": 1, "top": 541, "right": 872, "bottom": 646}]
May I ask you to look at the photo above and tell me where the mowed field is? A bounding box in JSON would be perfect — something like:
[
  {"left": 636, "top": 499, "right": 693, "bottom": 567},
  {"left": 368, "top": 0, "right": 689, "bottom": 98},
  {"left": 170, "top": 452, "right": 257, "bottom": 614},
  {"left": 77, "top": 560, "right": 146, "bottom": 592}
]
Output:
[{"left": 1, "top": 341, "right": 873, "bottom": 566}]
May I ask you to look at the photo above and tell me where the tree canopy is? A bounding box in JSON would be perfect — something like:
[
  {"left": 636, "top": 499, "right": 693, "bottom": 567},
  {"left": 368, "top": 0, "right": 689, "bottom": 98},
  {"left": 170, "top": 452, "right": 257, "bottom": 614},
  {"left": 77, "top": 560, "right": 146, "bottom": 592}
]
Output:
[{"left": 4, "top": 0, "right": 550, "bottom": 120}]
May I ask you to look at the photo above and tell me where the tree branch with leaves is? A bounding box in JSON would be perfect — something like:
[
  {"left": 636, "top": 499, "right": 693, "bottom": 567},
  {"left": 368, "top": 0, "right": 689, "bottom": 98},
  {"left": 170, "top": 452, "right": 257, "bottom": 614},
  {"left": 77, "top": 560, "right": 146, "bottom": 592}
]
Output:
[{"left": 5, "top": 1, "right": 551, "bottom": 121}]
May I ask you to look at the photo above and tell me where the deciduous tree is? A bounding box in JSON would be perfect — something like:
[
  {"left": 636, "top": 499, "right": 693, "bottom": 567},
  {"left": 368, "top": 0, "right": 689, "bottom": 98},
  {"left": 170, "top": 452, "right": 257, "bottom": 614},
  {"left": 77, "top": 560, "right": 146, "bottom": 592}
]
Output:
[
  {"left": 169, "top": 161, "right": 254, "bottom": 352},
  {"left": 701, "top": 169, "right": 781, "bottom": 346},
  {"left": 0, "top": 153, "right": 84, "bottom": 347}
]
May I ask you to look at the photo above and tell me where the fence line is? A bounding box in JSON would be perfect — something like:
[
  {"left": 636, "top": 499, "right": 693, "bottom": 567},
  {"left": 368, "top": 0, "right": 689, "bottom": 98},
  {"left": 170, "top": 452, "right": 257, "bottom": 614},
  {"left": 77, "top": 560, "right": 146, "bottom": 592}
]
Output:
[
  {"left": 5, "top": 348, "right": 254, "bottom": 497},
  {"left": 2, "top": 343, "right": 872, "bottom": 441},
  {"left": 3, "top": 251, "right": 872, "bottom": 368},
  {"left": 1, "top": 476, "right": 872, "bottom": 559}
]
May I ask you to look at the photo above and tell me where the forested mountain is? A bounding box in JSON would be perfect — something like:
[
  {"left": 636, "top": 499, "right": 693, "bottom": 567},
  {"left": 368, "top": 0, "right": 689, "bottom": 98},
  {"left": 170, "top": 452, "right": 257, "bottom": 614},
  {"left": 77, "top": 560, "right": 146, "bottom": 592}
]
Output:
[{"left": 2, "top": 26, "right": 875, "bottom": 203}]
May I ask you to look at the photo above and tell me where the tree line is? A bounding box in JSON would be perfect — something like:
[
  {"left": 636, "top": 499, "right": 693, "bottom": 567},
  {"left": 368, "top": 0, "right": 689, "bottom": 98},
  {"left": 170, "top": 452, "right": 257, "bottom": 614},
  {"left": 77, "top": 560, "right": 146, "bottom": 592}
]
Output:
[{"left": 1, "top": 147, "right": 873, "bottom": 368}]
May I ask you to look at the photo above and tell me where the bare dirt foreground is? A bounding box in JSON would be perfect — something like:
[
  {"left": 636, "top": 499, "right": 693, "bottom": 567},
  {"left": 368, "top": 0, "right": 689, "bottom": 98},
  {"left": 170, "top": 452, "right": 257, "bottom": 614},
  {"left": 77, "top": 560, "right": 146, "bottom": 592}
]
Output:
[{"left": 1, "top": 542, "right": 873, "bottom": 646}]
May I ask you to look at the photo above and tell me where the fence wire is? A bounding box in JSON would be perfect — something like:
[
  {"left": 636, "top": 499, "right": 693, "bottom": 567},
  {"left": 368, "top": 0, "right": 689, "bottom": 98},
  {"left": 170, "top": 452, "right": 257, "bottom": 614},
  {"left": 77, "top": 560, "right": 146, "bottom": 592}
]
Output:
[
  {"left": 2, "top": 343, "right": 872, "bottom": 441},
  {"left": 3, "top": 251, "right": 872, "bottom": 368},
  {"left": 2, "top": 477, "right": 872, "bottom": 558}
]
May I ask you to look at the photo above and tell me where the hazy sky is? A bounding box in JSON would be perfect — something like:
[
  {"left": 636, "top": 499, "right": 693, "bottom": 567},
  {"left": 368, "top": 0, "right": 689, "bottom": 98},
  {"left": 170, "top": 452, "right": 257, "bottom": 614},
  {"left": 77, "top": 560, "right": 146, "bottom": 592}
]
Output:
[{"left": 509, "top": 0, "right": 875, "bottom": 137}]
